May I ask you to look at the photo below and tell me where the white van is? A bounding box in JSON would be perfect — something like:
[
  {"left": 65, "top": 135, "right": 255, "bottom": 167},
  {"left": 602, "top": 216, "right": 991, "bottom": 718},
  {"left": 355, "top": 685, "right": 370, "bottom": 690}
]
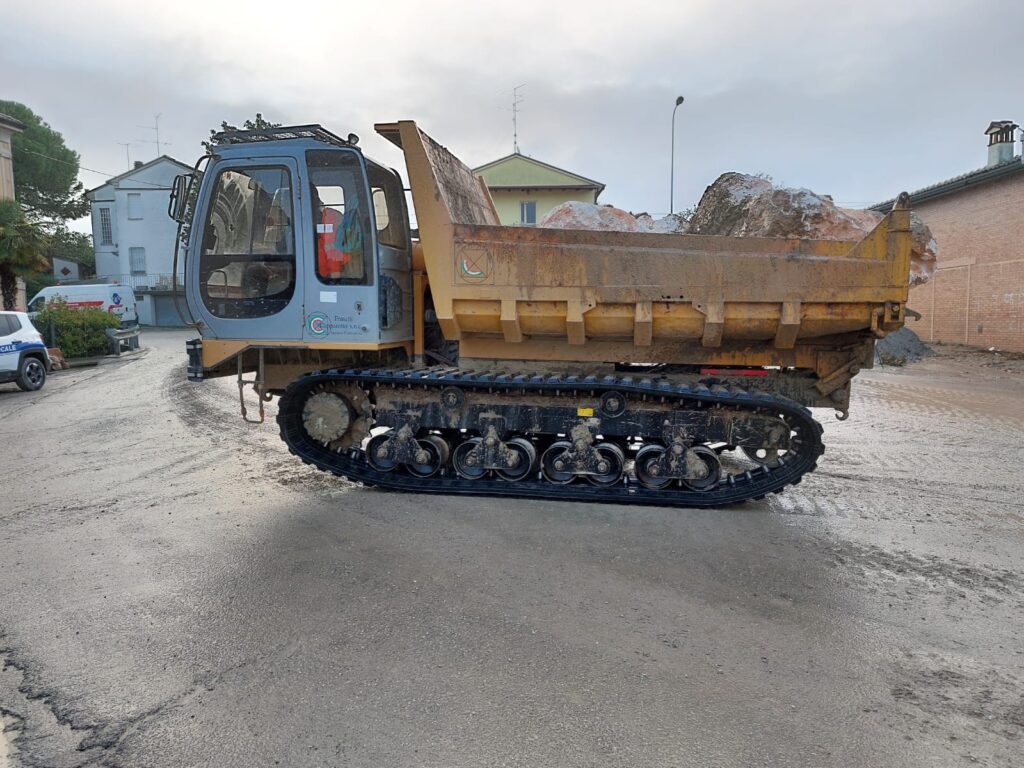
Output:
[{"left": 28, "top": 284, "right": 138, "bottom": 326}]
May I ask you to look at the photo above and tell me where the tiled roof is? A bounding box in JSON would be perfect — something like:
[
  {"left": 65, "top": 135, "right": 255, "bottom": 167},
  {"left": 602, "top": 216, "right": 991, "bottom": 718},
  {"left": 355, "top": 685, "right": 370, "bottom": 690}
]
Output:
[
  {"left": 870, "top": 156, "right": 1023, "bottom": 212},
  {"left": 473, "top": 153, "right": 605, "bottom": 194},
  {"left": 0, "top": 112, "right": 26, "bottom": 131},
  {"left": 85, "top": 155, "right": 191, "bottom": 195}
]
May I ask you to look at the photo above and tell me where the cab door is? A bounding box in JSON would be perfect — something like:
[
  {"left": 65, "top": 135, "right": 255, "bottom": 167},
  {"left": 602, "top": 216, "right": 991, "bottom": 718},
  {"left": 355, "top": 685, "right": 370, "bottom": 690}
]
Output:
[
  {"left": 187, "top": 157, "right": 304, "bottom": 340},
  {"left": 301, "top": 148, "right": 381, "bottom": 344},
  {"left": 367, "top": 161, "right": 413, "bottom": 344}
]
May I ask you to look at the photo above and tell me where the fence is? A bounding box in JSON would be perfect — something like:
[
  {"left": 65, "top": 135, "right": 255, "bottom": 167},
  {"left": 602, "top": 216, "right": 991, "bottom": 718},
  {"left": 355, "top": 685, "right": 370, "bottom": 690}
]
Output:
[{"left": 94, "top": 273, "right": 184, "bottom": 292}]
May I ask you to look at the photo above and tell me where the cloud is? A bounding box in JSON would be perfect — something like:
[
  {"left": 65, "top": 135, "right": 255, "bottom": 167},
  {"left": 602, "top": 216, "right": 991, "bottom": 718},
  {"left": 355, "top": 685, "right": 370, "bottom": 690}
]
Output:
[{"left": 2, "top": 0, "right": 1022, "bottom": 231}]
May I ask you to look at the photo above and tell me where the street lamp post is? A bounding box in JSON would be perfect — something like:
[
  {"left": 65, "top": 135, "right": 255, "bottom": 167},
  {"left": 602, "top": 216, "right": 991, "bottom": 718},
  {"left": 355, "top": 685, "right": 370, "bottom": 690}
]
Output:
[{"left": 670, "top": 95, "right": 685, "bottom": 214}]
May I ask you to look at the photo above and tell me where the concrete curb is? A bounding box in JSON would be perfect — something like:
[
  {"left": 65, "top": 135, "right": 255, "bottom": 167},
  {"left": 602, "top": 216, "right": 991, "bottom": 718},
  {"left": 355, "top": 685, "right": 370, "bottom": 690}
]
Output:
[{"left": 63, "top": 346, "right": 148, "bottom": 369}]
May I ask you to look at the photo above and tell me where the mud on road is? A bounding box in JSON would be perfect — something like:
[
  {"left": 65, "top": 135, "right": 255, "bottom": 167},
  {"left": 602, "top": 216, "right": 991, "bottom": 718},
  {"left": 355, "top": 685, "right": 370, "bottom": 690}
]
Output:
[{"left": 1, "top": 330, "right": 1022, "bottom": 767}]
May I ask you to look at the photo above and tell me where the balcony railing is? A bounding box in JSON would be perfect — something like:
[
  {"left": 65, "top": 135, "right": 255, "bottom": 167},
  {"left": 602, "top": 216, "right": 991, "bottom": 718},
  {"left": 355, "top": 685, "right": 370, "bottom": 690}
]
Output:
[{"left": 87, "top": 273, "right": 185, "bottom": 292}]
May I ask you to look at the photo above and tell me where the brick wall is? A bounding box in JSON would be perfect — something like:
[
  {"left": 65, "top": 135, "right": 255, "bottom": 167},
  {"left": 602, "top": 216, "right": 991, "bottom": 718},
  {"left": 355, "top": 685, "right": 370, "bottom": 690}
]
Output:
[{"left": 906, "top": 172, "right": 1024, "bottom": 352}]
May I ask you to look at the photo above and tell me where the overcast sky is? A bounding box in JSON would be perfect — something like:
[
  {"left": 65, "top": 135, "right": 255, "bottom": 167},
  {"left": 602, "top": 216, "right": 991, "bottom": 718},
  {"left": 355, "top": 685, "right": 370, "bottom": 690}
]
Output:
[{"left": 3, "top": 0, "right": 1022, "bottom": 231}]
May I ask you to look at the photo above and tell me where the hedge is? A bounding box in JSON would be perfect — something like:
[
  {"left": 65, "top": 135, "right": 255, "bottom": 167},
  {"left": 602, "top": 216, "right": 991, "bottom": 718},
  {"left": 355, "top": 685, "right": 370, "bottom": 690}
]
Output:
[{"left": 35, "top": 301, "right": 120, "bottom": 358}]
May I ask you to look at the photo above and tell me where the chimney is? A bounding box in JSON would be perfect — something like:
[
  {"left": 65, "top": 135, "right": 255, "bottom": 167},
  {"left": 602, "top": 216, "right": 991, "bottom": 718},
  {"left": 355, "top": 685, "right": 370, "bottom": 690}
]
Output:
[
  {"left": 985, "top": 121, "right": 1018, "bottom": 167},
  {"left": 133, "top": 160, "right": 144, "bottom": 169}
]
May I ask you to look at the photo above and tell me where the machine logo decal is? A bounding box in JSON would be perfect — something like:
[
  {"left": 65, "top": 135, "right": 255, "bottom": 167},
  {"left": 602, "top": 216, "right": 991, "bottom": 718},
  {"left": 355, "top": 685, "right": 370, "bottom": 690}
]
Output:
[
  {"left": 307, "top": 312, "right": 329, "bottom": 337},
  {"left": 461, "top": 257, "right": 484, "bottom": 278},
  {"left": 457, "top": 247, "right": 493, "bottom": 283}
]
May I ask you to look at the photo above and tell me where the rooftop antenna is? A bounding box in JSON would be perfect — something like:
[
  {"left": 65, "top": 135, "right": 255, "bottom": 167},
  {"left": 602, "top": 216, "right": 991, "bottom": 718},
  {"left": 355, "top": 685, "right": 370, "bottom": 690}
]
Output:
[
  {"left": 512, "top": 84, "right": 526, "bottom": 154},
  {"left": 136, "top": 113, "right": 168, "bottom": 157},
  {"left": 115, "top": 141, "right": 134, "bottom": 168}
]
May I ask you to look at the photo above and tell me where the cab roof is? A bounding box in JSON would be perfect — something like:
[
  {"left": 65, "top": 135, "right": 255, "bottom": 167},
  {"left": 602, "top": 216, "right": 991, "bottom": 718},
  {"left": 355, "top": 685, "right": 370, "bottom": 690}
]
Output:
[{"left": 212, "top": 124, "right": 359, "bottom": 150}]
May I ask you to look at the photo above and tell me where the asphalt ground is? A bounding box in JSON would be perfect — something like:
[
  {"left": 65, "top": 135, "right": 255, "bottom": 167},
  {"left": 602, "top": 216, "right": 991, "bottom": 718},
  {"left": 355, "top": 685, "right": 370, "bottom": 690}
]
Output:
[{"left": 1, "top": 329, "right": 1022, "bottom": 767}]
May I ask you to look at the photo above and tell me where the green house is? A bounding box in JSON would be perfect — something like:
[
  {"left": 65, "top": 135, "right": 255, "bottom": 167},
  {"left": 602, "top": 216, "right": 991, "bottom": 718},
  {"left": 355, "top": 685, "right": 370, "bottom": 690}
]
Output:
[{"left": 473, "top": 153, "right": 605, "bottom": 226}]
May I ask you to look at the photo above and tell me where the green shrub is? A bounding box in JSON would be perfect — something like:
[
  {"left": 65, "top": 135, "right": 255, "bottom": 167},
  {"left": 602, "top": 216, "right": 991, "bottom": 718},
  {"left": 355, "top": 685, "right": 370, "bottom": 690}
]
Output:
[{"left": 35, "top": 300, "right": 120, "bottom": 358}]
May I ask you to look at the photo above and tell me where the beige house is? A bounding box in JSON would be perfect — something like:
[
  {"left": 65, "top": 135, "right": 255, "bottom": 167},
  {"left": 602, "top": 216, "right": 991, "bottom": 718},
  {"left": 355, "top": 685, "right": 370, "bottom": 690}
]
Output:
[
  {"left": 0, "top": 111, "right": 24, "bottom": 201},
  {"left": 0, "top": 111, "right": 27, "bottom": 309},
  {"left": 473, "top": 153, "right": 604, "bottom": 226}
]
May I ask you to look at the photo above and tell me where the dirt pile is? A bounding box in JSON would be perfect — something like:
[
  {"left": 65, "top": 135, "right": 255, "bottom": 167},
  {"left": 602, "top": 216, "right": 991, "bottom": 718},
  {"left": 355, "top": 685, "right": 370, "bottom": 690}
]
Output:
[
  {"left": 689, "top": 173, "right": 936, "bottom": 286},
  {"left": 876, "top": 327, "right": 933, "bottom": 366}
]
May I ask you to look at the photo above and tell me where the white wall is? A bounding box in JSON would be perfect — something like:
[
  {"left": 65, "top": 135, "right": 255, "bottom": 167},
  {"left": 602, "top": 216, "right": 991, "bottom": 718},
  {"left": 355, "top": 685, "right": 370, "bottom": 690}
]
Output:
[
  {"left": 135, "top": 293, "right": 155, "bottom": 325},
  {"left": 91, "top": 186, "right": 118, "bottom": 276},
  {"left": 88, "top": 158, "right": 187, "bottom": 281}
]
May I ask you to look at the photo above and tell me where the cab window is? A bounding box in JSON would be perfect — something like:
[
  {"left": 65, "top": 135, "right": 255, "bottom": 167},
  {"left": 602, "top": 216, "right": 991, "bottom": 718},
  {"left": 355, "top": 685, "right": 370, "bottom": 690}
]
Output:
[
  {"left": 307, "top": 150, "right": 371, "bottom": 285},
  {"left": 366, "top": 162, "right": 407, "bottom": 250},
  {"left": 199, "top": 166, "right": 295, "bottom": 319}
]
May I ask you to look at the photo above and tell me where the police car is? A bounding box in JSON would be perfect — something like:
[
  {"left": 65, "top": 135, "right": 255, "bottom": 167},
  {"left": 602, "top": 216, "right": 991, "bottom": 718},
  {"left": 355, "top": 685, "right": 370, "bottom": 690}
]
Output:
[{"left": 0, "top": 311, "right": 50, "bottom": 391}]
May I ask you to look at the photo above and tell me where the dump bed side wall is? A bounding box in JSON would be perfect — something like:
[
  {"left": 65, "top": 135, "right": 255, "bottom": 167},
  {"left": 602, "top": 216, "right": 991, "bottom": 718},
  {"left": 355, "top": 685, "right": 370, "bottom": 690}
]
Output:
[{"left": 381, "top": 120, "right": 911, "bottom": 374}]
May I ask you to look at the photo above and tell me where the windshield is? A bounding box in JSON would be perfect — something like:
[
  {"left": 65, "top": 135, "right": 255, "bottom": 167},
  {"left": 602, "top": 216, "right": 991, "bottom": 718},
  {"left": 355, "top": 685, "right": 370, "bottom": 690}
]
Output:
[{"left": 198, "top": 165, "right": 296, "bottom": 319}]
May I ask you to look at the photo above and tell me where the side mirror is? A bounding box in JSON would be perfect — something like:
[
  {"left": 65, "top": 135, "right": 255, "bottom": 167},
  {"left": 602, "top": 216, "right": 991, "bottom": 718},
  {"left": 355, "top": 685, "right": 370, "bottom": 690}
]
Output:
[{"left": 168, "top": 174, "right": 191, "bottom": 223}]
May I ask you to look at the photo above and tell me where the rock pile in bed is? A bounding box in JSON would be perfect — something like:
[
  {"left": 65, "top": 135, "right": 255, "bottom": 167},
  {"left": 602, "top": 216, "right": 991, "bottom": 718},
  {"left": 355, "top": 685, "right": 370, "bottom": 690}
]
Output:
[{"left": 538, "top": 173, "right": 936, "bottom": 286}]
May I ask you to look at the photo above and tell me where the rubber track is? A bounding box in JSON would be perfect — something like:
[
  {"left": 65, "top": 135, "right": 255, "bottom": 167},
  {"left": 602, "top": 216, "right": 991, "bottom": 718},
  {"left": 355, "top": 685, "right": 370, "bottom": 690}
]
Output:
[{"left": 276, "top": 367, "right": 826, "bottom": 508}]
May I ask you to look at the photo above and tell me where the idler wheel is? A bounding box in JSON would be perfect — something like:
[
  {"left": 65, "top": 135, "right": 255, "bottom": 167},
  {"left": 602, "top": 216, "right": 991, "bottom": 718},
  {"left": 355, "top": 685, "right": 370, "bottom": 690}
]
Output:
[{"left": 302, "top": 392, "right": 352, "bottom": 445}]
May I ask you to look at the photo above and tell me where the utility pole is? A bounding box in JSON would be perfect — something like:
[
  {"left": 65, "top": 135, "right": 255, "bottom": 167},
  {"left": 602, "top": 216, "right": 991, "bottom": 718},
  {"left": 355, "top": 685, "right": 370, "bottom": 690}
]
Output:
[
  {"left": 512, "top": 84, "right": 526, "bottom": 154},
  {"left": 670, "top": 95, "right": 684, "bottom": 214}
]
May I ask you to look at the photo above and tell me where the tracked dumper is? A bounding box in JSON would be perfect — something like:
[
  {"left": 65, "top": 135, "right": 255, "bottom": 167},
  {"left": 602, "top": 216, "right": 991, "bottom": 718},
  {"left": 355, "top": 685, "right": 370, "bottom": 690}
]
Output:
[{"left": 170, "top": 121, "right": 911, "bottom": 507}]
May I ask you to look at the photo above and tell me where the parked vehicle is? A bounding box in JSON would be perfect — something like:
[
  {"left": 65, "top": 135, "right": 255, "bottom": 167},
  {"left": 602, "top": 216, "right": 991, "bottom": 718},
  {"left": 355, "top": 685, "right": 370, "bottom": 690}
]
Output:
[
  {"left": 28, "top": 284, "right": 138, "bottom": 326},
  {"left": 171, "top": 121, "right": 912, "bottom": 507},
  {"left": 0, "top": 311, "right": 50, "bottom": 391}
]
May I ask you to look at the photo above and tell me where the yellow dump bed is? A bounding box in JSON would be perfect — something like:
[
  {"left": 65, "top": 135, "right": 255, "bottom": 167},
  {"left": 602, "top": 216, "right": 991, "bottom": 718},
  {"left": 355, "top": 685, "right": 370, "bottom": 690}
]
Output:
[{"left": 376, "top": 121, "right": 910, "bottom": 374}]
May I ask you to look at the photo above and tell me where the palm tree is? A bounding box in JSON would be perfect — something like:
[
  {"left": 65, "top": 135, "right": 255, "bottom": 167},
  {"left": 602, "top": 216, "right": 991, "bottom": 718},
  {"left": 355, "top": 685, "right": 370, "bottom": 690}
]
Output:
[{"left": 0, "top": 199, "right": 49, "bottom": 310}]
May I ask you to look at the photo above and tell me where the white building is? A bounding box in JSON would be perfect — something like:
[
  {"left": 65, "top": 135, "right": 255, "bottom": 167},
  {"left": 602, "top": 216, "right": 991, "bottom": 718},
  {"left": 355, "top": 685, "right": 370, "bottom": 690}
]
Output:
[{"left": 86, "top": 156, "right": 191, "bottom": 326}]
